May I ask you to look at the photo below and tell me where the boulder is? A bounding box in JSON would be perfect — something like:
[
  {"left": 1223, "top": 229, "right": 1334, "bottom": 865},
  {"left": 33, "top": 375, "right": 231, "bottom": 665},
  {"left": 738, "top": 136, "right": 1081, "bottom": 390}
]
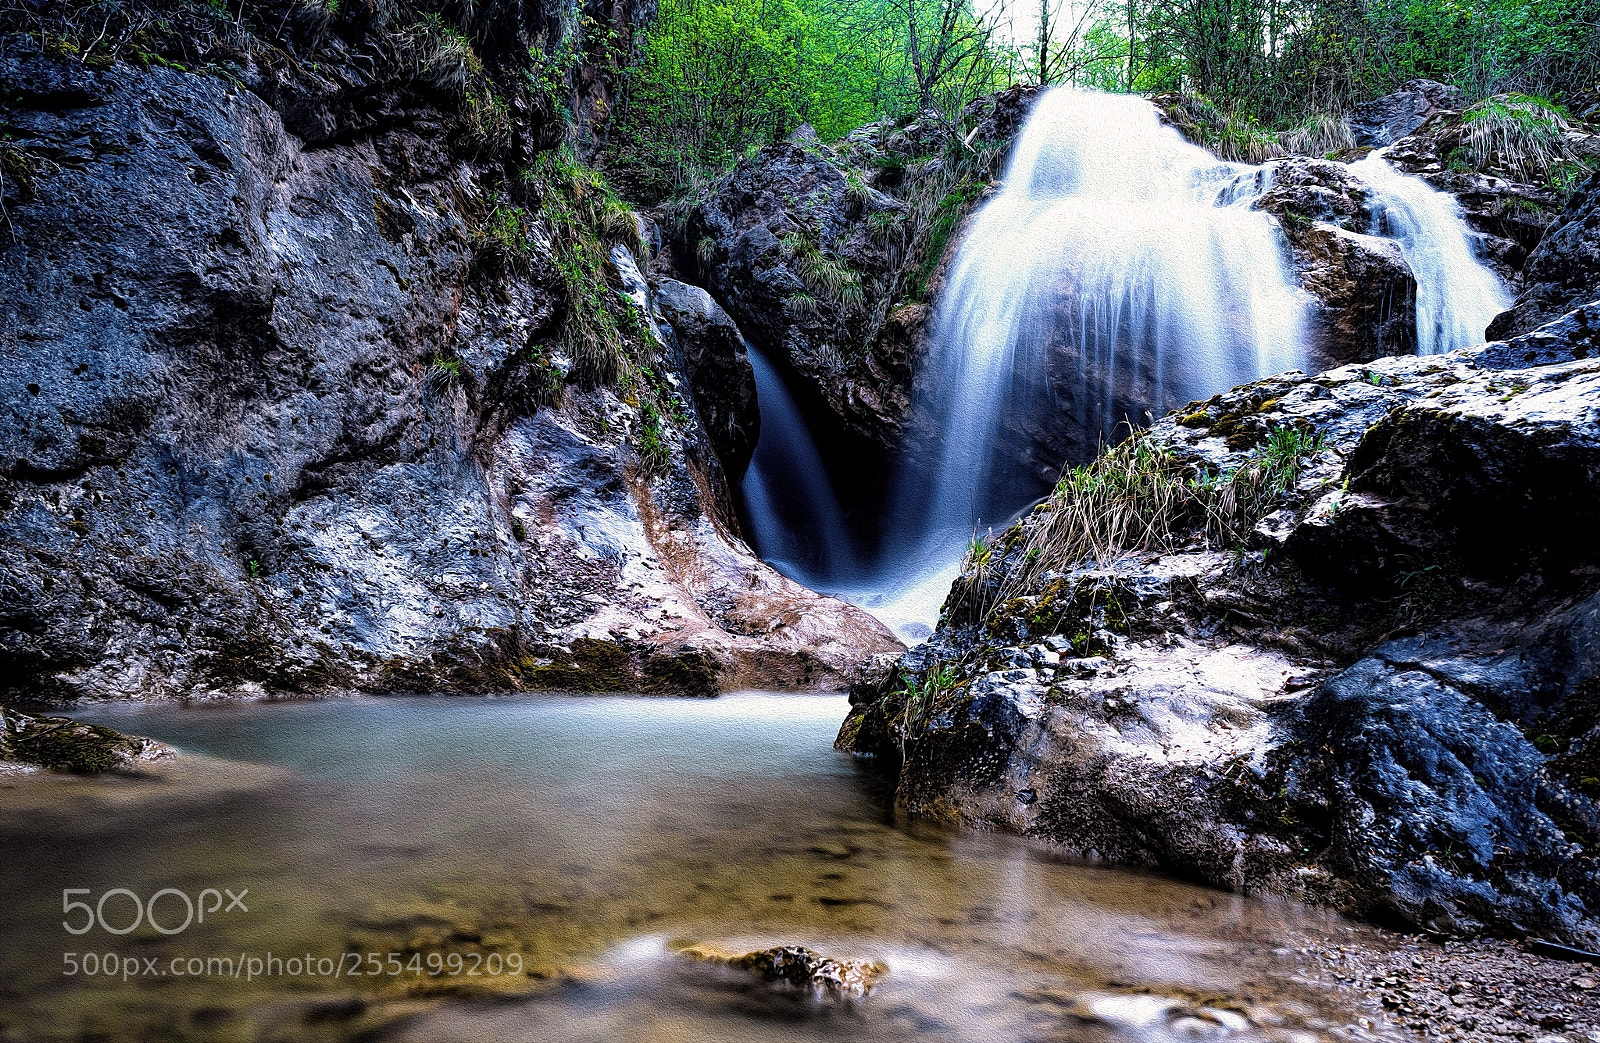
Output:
[
  {"left": 1488, "top": 169, "right": 1600, "bottom": 339},
  {"left": 1252, "top": 157, "right": 1419, "bottom": 366},
  {"left": 654, "top": 279, "right": 760, "bottom": 480},
  {"left": 688, "top": 139, "right": 915, "bottom": 454},
  {"left": 675, "top": 943, "right": 887, "bottom": 997},
  {"left": 1348, "top": 79, "right": 1465, "bottom": 147},
  {"left": 840, "top": 303, "right": 1600, "bottom": 944},
  {"left": 1, "top": 706, "right": 173, "bottom": 773}
]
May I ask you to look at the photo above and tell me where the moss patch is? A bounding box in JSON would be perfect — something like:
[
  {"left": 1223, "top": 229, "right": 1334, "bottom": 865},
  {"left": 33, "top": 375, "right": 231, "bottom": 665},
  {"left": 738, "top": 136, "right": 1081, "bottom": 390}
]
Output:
[{"left": 2, "top": 708, "right": 155, "bottom": 774}]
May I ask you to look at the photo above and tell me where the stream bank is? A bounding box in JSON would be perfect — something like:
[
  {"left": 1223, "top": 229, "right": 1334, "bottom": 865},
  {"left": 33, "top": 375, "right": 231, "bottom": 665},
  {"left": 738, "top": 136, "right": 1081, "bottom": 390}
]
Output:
[{"left": 840, "top": 295, "right": 1600, "bottom": 947}]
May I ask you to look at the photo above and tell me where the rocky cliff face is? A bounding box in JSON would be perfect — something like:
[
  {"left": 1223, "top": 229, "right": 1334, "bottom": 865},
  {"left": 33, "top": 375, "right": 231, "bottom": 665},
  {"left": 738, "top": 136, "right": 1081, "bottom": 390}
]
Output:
[
  {"left": 0, "top": 12, "right": 897, "bottom": 702},
  {"left": 682, "top": 132, "right": 927, "bottom": 457},
  {"left": 1489, "top": 169, "right": 1600, "bottom": 339},
  {"left": 839, "top": 300, "right": 1600, "bottom": 944}
]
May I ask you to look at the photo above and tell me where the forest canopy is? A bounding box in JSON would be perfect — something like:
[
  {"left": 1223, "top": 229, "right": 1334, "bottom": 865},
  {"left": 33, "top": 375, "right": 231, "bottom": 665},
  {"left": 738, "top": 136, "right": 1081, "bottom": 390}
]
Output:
[{"left": 604, "top": 0, "right": 1600, "bottom": 200}]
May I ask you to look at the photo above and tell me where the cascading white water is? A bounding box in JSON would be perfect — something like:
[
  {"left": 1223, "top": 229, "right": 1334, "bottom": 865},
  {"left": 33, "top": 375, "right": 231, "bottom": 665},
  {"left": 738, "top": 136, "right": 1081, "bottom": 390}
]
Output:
[
  {"left": 737, "top": 87, "right": 1512, "bottom": 644},
  {"left": 1348, "top": 151, "right": 1512, "bottom": 353},
  {"left": 853, "top": 87, "right": 1313, "bottom": 637},
  {"left": 916, "top": 89, "right": 1310, "bottom": 538}
]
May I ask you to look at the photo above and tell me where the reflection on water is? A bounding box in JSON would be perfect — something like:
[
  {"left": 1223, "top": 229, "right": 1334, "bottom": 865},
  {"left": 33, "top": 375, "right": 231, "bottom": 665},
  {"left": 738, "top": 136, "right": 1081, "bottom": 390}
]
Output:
[{"left": 0, "top": 694, "right": 1398, "bottom": 1041}]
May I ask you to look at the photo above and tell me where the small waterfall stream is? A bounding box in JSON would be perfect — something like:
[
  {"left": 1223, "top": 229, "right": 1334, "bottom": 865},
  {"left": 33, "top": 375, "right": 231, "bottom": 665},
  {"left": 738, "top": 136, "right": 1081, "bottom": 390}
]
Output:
[
  {"left": 1350, "top": 152, "right": 1513, "bottom": 353},
  {"left": 738, "top": 344, "right": 858, "bottom": 587},
  {"left": 738, "top": 87, "right": 1512, "bottom": 642}
]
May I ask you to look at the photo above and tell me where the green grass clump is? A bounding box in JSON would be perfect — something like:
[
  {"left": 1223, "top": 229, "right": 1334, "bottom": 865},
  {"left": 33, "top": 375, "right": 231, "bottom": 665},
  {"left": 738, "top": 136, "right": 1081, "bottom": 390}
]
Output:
[
  {"left": 958, "top": 424, "right": 1325, "bottom": 621},
  {"left": 516, "top": 147, "right": 647, "bottom": 387},
  {"left": 1157, "top": 92, "right": 1286, "bottom": 164},
  {"left": 893, "top": 664, "right": 959, "bottom": 758},
  {"left": 1462, "top": 94, "right": 1587, "bottom": 187}
]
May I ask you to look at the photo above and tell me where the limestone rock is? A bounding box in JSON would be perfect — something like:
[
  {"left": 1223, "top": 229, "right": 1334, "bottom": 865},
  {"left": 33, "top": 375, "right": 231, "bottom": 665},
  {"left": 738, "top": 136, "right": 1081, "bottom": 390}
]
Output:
[
  {"left": 0, "top": 47, "right": 898, "bottom": 701},
  {"left": 840, "top": 303, "right": 1600, "bottom": 945},
  {"left": 1, "top": 706, "right": 173, "bottom": 774},
  {"left": 1252, "top": 157, "right": 1419, "bottom": 366},
  {"left": 1489, "top": 169, "right": 1600, "bottom": 339},
  {"left": 654, "top": 279, "right": 760, "bottom": 479},
  {"left": 688, "top": 139, "right": 916, "bottom": 455},
  {"left": 675, "top": 943, "right": 887, "bottom": 997},
  {"left": 1348, "top": 79, "right": 1465, "bottom": 147}
]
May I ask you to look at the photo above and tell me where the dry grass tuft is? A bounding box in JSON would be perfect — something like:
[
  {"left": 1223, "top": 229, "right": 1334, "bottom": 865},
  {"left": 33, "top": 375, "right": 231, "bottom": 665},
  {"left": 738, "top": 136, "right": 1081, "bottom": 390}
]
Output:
[
  {"left": 952, "top": 425, "right": 1323, "bottom": 622},
  {"left": 1279, "top": 114, "right": 1357, "bottom": 157},
  {"left": 1463, "top": 95, "right": 1582, "bottom": 185}
]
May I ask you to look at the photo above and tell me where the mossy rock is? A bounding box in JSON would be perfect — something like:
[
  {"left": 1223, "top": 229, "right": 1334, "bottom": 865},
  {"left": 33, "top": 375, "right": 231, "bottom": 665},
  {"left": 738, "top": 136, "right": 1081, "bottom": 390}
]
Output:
[
  {"left": 2, "top": 708, "right": 168, "bottom": 774},
  {"left": 516, "top": 638, "right": 720, "bottom": 696}
]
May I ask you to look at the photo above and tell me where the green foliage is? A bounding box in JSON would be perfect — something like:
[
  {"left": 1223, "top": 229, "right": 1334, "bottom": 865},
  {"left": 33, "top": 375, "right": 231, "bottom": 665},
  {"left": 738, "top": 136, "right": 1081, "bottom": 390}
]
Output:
[
  {"left": 517, "top": 147, "right": 648, "bottom": 386},
  {"left": 1041, "top": 0, "right": 1599, "bottom": 139},
  {"left": 781, "top": 230, "right": 865, "bottom": 312},
  {"left": 1156, "top": 91, "right": 1285, "bottom": 162},
  {"left": 604, "top": 0, "right": 1010, "bottom": 200},
  {"left": 429, "top": 350, "right": 463, "bottom": 385},
  {"left": 637, "top": 401, "right": 672, "bottom": 471},
  {"left": 893, "top": 663, "right": 960, "bottom": 756}
]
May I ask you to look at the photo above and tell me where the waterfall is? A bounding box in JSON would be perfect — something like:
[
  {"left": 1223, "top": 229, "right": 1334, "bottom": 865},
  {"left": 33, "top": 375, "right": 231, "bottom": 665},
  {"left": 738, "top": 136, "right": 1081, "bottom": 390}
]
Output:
[
  {"left": 735, "top": 88, "right": 1510, "bottom": 644},
  {"left": 850, "top": 87, "right": 1310, "bottom": 637},
  {"left": 738, "top": 344, "right": 857, "bottom": 587},
  {"left": 1347, "top": 152, "right": 1512, "bottom": 353},
  {"left": 912, "top": 89, "right": 1309, "bottom": 539}
]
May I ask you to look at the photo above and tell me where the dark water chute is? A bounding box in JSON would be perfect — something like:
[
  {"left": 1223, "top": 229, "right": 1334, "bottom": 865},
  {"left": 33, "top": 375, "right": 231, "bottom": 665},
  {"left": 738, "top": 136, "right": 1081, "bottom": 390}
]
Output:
[{"left": 738, "top": 344, "right": 858, "bottom": 587}]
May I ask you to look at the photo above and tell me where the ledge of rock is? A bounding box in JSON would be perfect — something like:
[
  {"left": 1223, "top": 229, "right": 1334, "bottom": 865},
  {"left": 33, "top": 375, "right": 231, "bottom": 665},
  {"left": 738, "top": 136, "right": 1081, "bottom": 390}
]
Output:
[
  {"left": 1, "top": 707, "right": 173, "bottom": 774},
  {"left": 840, "top": 301, "right": 1600, "bottom": 945}
]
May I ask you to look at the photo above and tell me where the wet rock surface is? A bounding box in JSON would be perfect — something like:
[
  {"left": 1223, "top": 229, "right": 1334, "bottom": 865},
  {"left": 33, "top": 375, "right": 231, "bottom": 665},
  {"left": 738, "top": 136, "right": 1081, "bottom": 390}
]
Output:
[
  {"left": 1490, "top": 169, "right": 1600, "bottom": 339},
  {"left": 0, "top": 45, "right": 897, "bottom": 701},
  {"left": 654, "top": 278, "right": 760, "bottom": 480},
  {"left": 1252, "top": 157, "right": 1419, "bottom": 366},
  {"left": 1348, "top": 79, "right": 1465, "bottom": 148},
  {"left": 674, "top": 943, "right": 888, "bottom": 997},
  {"left": 840, "top": 302, "right": 1600, "bottom": 945}
]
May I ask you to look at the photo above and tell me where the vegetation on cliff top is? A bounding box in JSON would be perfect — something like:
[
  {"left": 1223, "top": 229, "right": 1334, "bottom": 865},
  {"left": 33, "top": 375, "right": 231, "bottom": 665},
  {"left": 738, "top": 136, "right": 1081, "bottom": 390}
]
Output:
[{"left": 602, "top": 0, "right": 1599, "bottom": 199}]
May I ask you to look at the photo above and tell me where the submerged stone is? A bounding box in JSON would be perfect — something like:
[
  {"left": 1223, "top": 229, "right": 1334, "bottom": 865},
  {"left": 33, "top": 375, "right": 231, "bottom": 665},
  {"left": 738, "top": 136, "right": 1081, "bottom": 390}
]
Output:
[{"left": 674, "top": 943, "right": 887, "bottom": 997}]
